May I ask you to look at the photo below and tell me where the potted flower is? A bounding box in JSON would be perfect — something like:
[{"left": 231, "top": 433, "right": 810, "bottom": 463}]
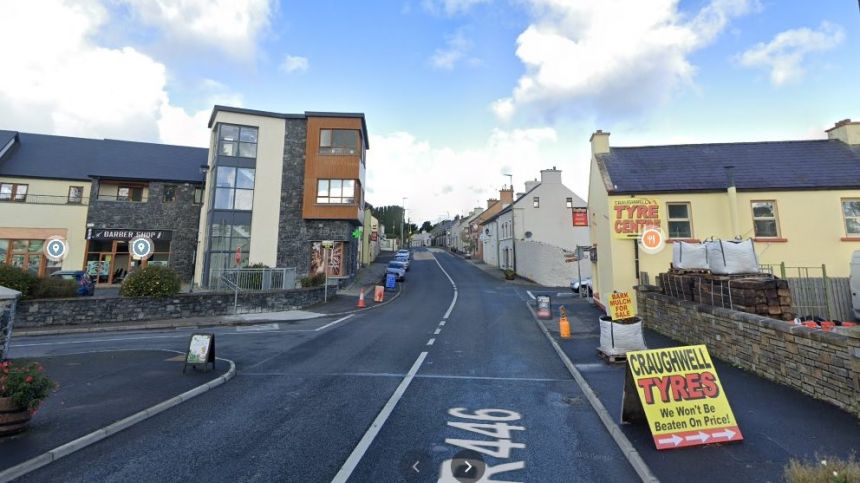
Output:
[
  {"left": 0, "top": 361, "right": 56, "bottom": 436},
  {"left": 503, "top": 269, "right": 516, "bottom": 280}
]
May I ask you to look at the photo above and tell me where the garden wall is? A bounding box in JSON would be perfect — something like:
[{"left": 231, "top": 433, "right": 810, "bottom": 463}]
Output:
[
  {"left": 14, "top": 286, "right": 330, "bottom": 328},
  {"left": 637, "top": 286, "right": 860, "bottom": 416}
]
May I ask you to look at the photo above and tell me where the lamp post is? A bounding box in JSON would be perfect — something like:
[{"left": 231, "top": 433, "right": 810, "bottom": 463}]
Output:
[
  {"left": 401, "top": 197, "right": 408, "bottom": 249},
  {"left": 503, "top": 173, "right": 516, "bottom": 271}
]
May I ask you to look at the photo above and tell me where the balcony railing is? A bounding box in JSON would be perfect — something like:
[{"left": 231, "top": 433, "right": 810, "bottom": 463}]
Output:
[
  {"left": 95, "top": 194, "right": 149, "bottom": 203},
  {"left": 0, "top": 194, "right": 90, "bottom": 205}
]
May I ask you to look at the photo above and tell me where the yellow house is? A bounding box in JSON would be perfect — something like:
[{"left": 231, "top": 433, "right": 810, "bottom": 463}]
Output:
[{"left": 587, "top": 119, "right": 860, "bottom": 311}]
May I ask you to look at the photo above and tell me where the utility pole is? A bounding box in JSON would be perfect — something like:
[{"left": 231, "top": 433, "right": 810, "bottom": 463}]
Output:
[
  {"left": 504, "top": 173, "right": 516, "bottom": 272},
  {"left": 401, "top": 197, "right": 407, "bottom": 249}
]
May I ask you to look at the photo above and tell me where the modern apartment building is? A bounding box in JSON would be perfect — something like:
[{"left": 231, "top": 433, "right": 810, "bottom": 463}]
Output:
[{"left": 194, "top": 106, "right": 368, "bottom": 287}]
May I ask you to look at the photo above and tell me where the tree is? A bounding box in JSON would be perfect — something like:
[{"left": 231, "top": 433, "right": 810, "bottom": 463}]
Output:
[
  {"left": 371, "top": 205, "right": 405, "bottom": 239},
  {"left": 420, "top": 221, "right": 434, "bottom": 233}
]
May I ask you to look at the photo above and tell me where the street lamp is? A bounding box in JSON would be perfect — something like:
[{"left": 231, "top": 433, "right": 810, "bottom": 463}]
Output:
[
  {"left": 503, "top": 173, "right": 516, "bottom": 271},
  {"left": 401, "top": 197, "right": 408, "bottom": 249}
]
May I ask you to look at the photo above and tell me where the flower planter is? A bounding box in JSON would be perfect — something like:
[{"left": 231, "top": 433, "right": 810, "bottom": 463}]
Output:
[
  {"left": 598, "top": 315, "right": 647, "bottom": 356},
  {"left": 0, "top": 397, "right": 31, "bottom": 436}
]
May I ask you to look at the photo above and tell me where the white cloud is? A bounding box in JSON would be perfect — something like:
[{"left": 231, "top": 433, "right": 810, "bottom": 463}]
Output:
[
  {"left": 0, "top": 0, "right": 234, "bottom": 148},
  {"left": 422, "top": 0, "right": 491, "bottom": 16},
  {"left": 367, "top": 127, "right": 557, "bottom": 223},
  {"left": 119, "top": 0, "right": 273, "bottom": 60},
  {"left": 280, "top": 54, "right": 309, "bottom": 73},
  {"left": 738, "top": 22, "right": 844, "bottom": 86},
  {"left": 430, "top": 30, "right": 473, "bottom": 70},
  {"left": 494, "top": 0, "right": 759, "bottom": 120}
]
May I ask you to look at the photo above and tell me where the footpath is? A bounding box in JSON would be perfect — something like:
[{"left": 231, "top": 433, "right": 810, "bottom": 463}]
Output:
[
  {"left": 0, "top": 350, "right": 232, "bottom": 481},
  {"left": 538, "top": 296, "right": 860, "bottom": 483}
]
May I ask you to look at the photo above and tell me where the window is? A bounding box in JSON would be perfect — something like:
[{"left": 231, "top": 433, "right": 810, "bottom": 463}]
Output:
[
  {"left": 316, "top": 179, "right": 356, "bottom": 204},
  {"left": 68, "top": 186, "right": 83, "bottom": 204},
  {"left": 218, "top": 124, "right": 258, "bottom": 158},
  {"left": 214, "top": 167, "right": 255, "bottom": 210},
  {"left": 1, "top": 239, "right": 44, "bottom": 275},
  {"left": 117, "top": 185, "right": 144, "bottom": 202},
  {"left": 319, "top": 129, "right": 358, "bottom": 155},
  {"left": 533, "top": 197, "right": 540, "bottom": 208},
  {"left": 843, "top": 199, "right": 860, "bottom": 236},
  {"left": 193, "top": 187, "right": 204, "bottom": 205},
  {"left": 208, "top": 223, "right": 251, "bottom": 271},
  {"left": 162, "top": 184, "right": 176, "bottom": 203},
  {"left": 751, "top": 201, "right": 780, "bottom": 238},
  {"left": 667, "top": 202, "right": 692, "bottom": 239},
  {"left": 566, "top": 197, "right": 573, "bottom": 209},
  {"left": 0, "top": 183, "right": 28, "bottom": 202}
]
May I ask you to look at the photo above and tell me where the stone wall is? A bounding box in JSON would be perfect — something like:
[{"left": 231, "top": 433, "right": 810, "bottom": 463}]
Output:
[
  {"left": 276, "top": 119, "right": 358, "bottom": 279},
  {"left": 637, "top": 286, "right": 860, "bottom": 416},
  {"left": 14, "top": 286, "right": 329, "bottom": 328},
  {"left": 87, "top": 180, "right": 202, "bottom": 281}
]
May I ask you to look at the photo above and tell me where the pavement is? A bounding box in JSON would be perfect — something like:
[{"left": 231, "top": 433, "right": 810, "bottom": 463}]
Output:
[
  {"left": 0, "top": 350, "right": 229, "bottom": 478},
  {"left": 530, "top": 292, "right": 860, "bottom": 483}
]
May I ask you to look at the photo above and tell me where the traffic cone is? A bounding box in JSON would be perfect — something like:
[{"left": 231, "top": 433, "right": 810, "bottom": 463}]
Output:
[
  {"left": 357, "top": 288, "right": 367, "bottom": 308},
  {"left": 374, "top": 285, "right": 384, "bottom": 303},
  {"left": 559, "top": 308, "right": 571, "bottom": 339}
]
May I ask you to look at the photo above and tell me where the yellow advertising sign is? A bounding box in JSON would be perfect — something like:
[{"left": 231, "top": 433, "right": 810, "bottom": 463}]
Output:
[
  {"left": 623, "top": 345, "right": 743, "bottom": 450},
  {"left": 612, "top": 198, "right": 660, "bottom": 239},
  {"left": 608, "top": 291, "right": 637, "bottom": 320}
]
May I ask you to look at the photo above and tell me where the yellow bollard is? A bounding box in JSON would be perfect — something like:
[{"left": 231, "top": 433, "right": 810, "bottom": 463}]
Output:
[{"left": 559, "top": 308, "right": 571, "bottom": 339}]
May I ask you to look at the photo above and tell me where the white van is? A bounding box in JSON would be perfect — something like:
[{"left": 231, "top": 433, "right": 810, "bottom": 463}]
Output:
[{"left": 851, "top": 250, "right": 860, "bottom": 321}]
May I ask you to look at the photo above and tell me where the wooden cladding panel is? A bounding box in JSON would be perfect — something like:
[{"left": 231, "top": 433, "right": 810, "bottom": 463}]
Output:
[{"left": 302, "top": 116, "right": 364, "bottom": 221}]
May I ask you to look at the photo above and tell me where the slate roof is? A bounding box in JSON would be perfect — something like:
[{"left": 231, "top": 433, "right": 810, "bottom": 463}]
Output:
[
  {"left": 597, "top": 139, "right": 860, "bottom": 194},
  {"left": 0, "top": 131, "right": 208, "bottom": 183},
  {"left": 0, "top": 130, "right": 16, "bottom": 150}
]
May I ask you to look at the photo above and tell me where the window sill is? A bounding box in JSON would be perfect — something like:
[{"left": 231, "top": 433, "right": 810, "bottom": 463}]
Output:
[
  {"left": 667, "top": 238, "right": 701, "bottom": 243},
  {"left": 841, "top": 236, "right": 860, "bottom": 241},
  {"left": 753, "top": 237, "right": 788, "bottom": 243}
]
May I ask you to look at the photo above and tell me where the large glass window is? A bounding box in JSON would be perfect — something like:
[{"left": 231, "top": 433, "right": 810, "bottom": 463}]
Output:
[
  {"left": 208, "top": 222, "right": 252, "bottom": 271},
  {"left": 842, "top": 199, "right": 860, "bottom": 236},
  {"left": 0, "top": 238, "right": 44, "bottom": 275},
  {"left": 0, "top": 183, "right": 28, "bottom": 202},
  {"left": 316, "top": 179, "right": 355, "bottom": 204},
  {"left": 219, "top": 124, "right": 258, "bottom": 158},
  {"left": 214, "top": 167, "right": 255, "bottom": 210},
  {"left": 667, "top": 202, "right": 692, "bottom": 239},
  {"left": 319, "top": 129, "right": 358, "bottom": 155},
  {"left": 751, "top": 201, "right": 780, "bottom": 238}
]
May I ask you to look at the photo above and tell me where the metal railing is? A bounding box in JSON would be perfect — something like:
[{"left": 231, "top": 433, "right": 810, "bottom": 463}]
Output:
[
  {"left": 95, "top": 194, "right": 149, "bottom": 203},
  {"left": 760, "top": 263, "right": 854, "bottom": 321},
  {"left": 1, "top": 194, "right": 89, "bottom": 205},
  {"left": 209, "top": 267, "right": 297, "bottom": 292}
]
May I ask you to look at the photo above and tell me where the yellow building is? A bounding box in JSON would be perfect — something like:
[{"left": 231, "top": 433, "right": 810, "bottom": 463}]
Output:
[{"left": 588, "top": 119, "right": 860, "bottom": 311}]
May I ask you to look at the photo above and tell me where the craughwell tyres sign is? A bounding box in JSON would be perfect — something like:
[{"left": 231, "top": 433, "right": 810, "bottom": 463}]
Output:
[
  {"left": 621, "top": 345, "right": 743, "bottom": 450},
  {"left": 612, "top": 198, "right": 660, "bottom": 239}
]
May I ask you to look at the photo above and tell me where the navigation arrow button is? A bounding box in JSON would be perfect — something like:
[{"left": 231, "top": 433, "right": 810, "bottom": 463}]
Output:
[{"left": 412, "top": 461, "right": 420, "bottom": 473}]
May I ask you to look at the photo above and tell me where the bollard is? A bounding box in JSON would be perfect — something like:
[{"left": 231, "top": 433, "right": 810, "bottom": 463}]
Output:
[{"left": 559, "top": 307, "right": 571, "bottom": 339}]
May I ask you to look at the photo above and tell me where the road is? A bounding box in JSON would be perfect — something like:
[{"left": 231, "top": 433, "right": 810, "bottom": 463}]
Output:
[{"left": 9, "top": 248, "right": 638, "bottom": 482}]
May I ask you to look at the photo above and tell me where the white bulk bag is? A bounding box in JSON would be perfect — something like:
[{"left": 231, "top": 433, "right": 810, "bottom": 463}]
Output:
[
  {"left": 672, "top": 241, "right": 709, "bottom": 270},
  {"left": 599, "top": 317, "right": 647, "bottom": 355},
  {"left": 706, "top": 239, "right": 759, "bottom": 275}
]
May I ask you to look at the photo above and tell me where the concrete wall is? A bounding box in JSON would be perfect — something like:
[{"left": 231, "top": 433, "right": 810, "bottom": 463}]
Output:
[
  {"left": 637, "top": 286, "right": 860, "bottom": 416},
  {"left": 515, "top": 240, "right": 592, "bottom": 287},
  {"left": 15, "top": 286, "right": 330, "bottom": 327}
]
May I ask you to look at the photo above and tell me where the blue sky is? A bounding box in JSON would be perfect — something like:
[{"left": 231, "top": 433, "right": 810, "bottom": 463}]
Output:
[{"left": 1, "top": 0, "right": 858, "bottom": 223}]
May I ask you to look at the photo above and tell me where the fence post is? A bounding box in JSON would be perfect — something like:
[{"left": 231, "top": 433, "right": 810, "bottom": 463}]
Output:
[
  {"left": 779, "top": 262, "right": 786, "bottom": 280},
  {"left": 822, "top": 264, "right": 834, "bottom": 321}
]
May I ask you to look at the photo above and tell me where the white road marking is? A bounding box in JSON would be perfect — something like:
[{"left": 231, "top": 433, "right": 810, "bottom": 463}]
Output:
[
  {"left": 331, "top": 352, "right": 429, "bottom": 483},
  {"left": 236, "top": 323, "right": 280, "bottom": 332},
  {"left": 432, "top": 253, "right": 459, "bottom": 319},
  {"left": 556, "top": 292, "right": 574, "bottom": 298},
  {"left": 439, "top": 321, "right": 446, "bottom": 326},
  {"left": 526, "top": 290, "right": 536, "bottom": 300},
  {"left": 427, "top": 338, "right": 435, "bottom": 346},
  {"left": 314, "top": 315, "right": 354, "bottom": 331},
  {"left": 434, "top": 328, "right": 442, "bottom": 335}
]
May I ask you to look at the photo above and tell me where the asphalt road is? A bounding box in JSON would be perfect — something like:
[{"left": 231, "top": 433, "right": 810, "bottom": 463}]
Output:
[{"left": 8, "top": 248, "right": 638, "bottom": 482}]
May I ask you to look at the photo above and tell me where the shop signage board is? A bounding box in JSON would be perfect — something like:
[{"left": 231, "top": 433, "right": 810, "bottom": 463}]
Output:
[
  {"left": 385, "top": 273, "right": 397, "bottom": 290},
  {"left": 183, "top": 333, "right": 216, "bottom": 373},
  {"left": 621, "top": 345, "right": 743, "bottom": 450},
  {"left": 87, "top": 228, "right": 172, "bottom": 241},
  {"left": 608, "top": 291, "right": 637, "bottom": 320},
  {"left": 611, "top": 198, "right": 660, "bottom": 239},
  {"left": 572, "top": 207, "right": 588, "bottom": 227},
  {"left": 536, "top": 295, "right": 551, "bottom": 319}
]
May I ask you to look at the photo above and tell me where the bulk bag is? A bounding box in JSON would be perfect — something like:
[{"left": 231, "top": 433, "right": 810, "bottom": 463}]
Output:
[
  {"left": 706, "top": 239, "right": 759, "bottom": 275},
  {"left": 672, "top": 241, "right": 709, "bottom": 270}
]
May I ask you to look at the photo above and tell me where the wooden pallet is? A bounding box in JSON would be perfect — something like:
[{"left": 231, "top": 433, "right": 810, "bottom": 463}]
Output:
[{"left": 597, "top": 348, "right": 627, "bottom": 364}]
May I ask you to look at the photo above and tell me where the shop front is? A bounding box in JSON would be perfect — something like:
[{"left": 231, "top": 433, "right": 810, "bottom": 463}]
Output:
[{"left": 85, "top": 228, "right": 172, "bottom": 284}]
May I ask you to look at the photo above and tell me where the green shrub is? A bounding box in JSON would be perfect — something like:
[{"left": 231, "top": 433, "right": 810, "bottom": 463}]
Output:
[
  {"left": 120, "top": 265, "right": 181, "bottom": 297},
  {"left": 31, "top": 277, "right": 78, "bottom": 299},
  {"left": 0, "top": 264, "right": 38, "bottom": 296},
  {"left": 300, "top": 273, "right": 326, "bottom": 287}
]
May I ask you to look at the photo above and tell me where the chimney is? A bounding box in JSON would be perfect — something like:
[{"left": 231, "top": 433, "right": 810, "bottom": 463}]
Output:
[
  {"left": 486, "top": 198, "right": 498, "bottom": 209},
  {"left": 826, "top": 119, "right": 860, "bottom": 145},
  {"left": 515, "top": 192, "right": 524, "bottom": 200},
  {"left": 590, "top": 129, "right": 610, "bottom": 154},
  {"left": 499, "top": 187, "right": 514, "bottom": 204},
  {"left": 540, "top": 166, "right": 562, "bottom": 184},
  {"left": 524, "top": 178, "right": 539, "bottom": 192}
]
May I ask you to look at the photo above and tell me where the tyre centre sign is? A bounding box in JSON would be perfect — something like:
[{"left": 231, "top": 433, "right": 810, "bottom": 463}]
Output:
[
  {"left": 86, "top": 228, "right": 172, "bottom": 241},
  {"left": 611, "top": 198, "right": 660, "bottom": 239}
]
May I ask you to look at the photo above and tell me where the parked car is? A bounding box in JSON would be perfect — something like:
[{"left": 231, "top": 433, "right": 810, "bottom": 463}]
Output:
[
  {"left": 571, "top": 277, "right": 592, "bottom": 296},
  {"left": 394, "top": 254, "right": 410, "bottom": 270},
  {"left": 386, "top": 261, "right": 407, "bottom": 281},
  {"left": 50, "top": 270, "right": 95, "bottom": 296},
  {"left": 396, "top": 249, "right": 411, "bottom": 260}
]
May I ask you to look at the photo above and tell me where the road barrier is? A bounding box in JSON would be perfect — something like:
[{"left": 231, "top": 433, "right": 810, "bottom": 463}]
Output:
[{"left": 559, "top": 306, "right": 571, "bottom": 339}]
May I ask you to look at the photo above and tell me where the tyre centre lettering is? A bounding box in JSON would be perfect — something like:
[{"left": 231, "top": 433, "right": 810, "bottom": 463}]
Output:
[{"left": 438, "top": 408, "right": 526, "bottom": 482}]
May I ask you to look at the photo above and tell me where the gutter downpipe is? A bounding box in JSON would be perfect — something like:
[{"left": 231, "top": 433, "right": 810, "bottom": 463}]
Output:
[{"left": 725, "top": 166, "right": 739, "bottom": 238}]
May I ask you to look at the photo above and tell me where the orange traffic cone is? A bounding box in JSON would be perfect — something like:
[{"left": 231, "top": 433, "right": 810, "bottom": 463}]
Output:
[
  {"left": 374, "top": 285, "right": 384, "bottom": 303},
  {"left": 357, "top": 288, "right": 367, "bottom": 308},
  {"left": 559, "top": 308, "right": 571, "bottom": 339}
]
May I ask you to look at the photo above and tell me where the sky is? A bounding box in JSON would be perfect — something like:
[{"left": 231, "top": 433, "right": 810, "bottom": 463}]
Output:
[{"left": 1, "top": 0, "right": 859, "bottom": 225}]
